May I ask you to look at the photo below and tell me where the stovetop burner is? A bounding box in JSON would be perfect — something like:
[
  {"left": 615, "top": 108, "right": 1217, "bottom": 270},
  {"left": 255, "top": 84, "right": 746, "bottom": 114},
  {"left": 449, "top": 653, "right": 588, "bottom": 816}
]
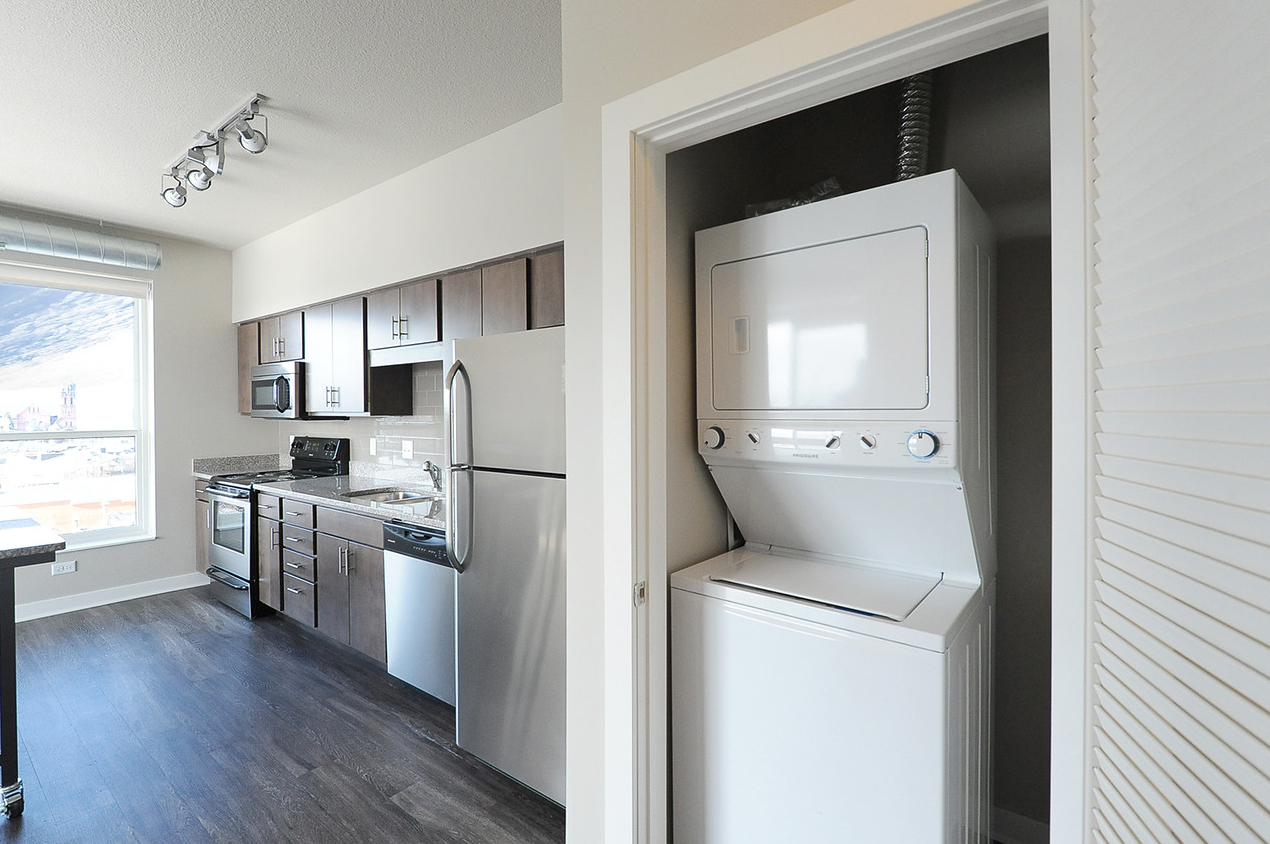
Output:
[{"left": 209, "top": 436, "right": 351, "bottom": 491}]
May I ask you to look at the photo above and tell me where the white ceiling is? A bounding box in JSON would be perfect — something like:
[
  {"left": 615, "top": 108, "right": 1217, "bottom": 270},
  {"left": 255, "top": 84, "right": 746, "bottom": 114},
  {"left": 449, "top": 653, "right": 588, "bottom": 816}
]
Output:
[{"left": 1, "top": 0, "right": 561, "bottom": 252}]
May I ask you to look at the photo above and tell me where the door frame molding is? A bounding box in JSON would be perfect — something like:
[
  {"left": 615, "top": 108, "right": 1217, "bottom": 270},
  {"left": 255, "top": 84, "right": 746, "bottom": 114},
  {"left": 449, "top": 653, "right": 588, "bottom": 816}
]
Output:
[{"left": 596, "top": 0, "right": 1091, "bottom": 841}]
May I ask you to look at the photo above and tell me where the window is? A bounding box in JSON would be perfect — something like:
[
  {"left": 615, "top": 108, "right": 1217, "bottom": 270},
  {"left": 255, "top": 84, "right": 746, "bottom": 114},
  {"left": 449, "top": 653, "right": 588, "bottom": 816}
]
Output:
[{"left": 0, "top": 267, "right": 153, "bottom": 548}]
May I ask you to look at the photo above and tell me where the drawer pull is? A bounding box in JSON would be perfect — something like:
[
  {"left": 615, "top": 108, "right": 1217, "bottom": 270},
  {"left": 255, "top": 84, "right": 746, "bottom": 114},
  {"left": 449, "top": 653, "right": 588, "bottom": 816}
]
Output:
[
  {"left": 285, "top": 586, "right": 302, "bottom": 594},
  {"left": 284, "top": 561, "right": 301, "bottom": 569},
  {"left": 285, "top": 536, "right": 304, "bottom": 543},
  {"left": 284, "top": 510, "right": 304, "bottom": 517}
]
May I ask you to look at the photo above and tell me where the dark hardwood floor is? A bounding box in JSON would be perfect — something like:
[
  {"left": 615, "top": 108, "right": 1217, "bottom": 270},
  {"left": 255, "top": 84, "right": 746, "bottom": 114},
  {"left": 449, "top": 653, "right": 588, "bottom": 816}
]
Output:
[{"left": 0, "top": 587, "right": 564, "bottom": 844}]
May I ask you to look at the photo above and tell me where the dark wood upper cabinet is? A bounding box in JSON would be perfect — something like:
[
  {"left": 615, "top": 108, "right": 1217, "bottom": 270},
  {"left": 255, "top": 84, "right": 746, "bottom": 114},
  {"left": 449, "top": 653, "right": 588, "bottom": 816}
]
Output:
[
  {"left": 366, "top": 278, "right": 439, "bottom": 350},
  {"left": 237, "top": 321, "right": 259, "bottom": 414},
  {"left": 441, "top": 268, "right": 483, "bottom": 341},
  {"left": 259, "top": 310, "right": 304, "bottom": 362},
  {"left": 528, "top": 247, "right": 565, "bottom": 329},
  {"left": 481, "top": 257, "right": 528, "bottom": 336}
]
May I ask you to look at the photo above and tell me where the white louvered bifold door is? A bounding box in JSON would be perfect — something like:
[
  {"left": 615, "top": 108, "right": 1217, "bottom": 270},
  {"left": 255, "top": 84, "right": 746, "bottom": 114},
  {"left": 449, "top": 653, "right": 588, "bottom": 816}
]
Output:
[{"left": 1088, "top": 1, "right": 1270, "bottom": 842}]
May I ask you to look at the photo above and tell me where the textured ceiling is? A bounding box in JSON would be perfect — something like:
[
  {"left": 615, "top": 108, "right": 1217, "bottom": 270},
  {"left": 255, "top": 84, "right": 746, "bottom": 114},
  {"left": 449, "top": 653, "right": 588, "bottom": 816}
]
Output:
[{"left": 1, "top": 0, "right": 561, "bottom": 251}]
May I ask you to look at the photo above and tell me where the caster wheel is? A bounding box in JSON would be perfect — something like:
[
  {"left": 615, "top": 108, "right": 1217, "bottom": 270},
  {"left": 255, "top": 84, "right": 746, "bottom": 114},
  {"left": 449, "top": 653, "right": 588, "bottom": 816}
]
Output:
[{"left": 4, "top": 796, "right": 21, "bottom": 817}]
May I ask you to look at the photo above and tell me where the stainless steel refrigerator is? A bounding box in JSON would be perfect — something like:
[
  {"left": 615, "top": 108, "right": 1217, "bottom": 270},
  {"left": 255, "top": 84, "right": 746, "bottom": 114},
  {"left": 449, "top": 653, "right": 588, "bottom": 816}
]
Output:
[{"left": 445, "top": 326, "right": 565, "bottom": 806}]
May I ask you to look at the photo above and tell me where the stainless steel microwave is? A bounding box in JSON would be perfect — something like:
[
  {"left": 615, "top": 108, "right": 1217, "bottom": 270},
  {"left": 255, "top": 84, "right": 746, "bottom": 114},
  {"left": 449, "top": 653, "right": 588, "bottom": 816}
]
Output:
[{"left": 250, "top": 361, "right": 306, "bottom": 418}]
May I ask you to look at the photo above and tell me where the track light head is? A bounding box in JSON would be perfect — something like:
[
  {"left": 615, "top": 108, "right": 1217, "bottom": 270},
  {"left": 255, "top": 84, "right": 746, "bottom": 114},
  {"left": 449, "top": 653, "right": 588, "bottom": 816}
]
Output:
[
  {"left": 186, "top": 166, "right": 213, "bottom": 191},
  {"left": 161, "top": 181, "right": 187, "bottom": 208},
  {"left": 233, "top": 116, "right": 267, "bottom": 153}
]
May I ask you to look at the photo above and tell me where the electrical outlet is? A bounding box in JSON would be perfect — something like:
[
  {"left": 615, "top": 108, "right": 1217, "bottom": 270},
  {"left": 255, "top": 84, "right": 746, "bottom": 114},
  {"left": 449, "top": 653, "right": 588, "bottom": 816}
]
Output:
[
  {"left": 401, "top": 440, "right": 414, "bottom": 460},
  {"left": 51, "top": 560, "right": 76, "bottom": 576},
  {"left": 369, "top": 437, "right": 377, "bottom": 456}
]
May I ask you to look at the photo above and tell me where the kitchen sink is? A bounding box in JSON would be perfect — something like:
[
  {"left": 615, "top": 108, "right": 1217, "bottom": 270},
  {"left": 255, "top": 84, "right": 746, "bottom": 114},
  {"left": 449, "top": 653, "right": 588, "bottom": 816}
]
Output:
[{"left": 343, "top": 489, "right": 434, "bottom": 504}]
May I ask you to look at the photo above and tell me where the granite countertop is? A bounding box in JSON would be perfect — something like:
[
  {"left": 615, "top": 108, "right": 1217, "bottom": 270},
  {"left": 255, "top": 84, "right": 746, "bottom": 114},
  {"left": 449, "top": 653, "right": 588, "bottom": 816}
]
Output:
[
  {"left": 192, "top": 454, "right": 286, "bottom": 480},
  {"left": 257, "top": 475, "right": 445, "bottom": 530},
  {"left": 0, "top": 518, "right": 66, "bottom": 562}
]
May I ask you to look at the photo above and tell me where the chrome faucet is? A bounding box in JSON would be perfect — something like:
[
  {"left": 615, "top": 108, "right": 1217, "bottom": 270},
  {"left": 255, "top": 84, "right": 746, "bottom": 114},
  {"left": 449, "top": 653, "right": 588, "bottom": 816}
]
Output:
[{"left": 423, "top": 459, "right": 444, "bottom": 492}]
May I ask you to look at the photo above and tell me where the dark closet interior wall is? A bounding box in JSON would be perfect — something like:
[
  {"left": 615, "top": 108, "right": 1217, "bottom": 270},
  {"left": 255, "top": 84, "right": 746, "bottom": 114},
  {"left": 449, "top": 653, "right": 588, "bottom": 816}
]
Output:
[{"left": 665, "top": 35, "right": 1052, "bottom": 828}]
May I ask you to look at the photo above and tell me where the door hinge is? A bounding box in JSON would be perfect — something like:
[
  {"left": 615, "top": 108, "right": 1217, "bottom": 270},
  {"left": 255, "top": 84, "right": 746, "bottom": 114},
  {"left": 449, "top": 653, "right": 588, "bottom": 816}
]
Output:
[{"left": 633, "top": 580, "right": 647, "bottom": 608}]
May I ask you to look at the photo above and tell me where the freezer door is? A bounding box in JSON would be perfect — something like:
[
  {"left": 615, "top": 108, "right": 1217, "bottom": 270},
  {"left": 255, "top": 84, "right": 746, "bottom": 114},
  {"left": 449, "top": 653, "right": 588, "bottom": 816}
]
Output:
[
  {"left": 450, "top": 326, "right": 565, "bottom": 475},
  {"left": 456, "top": 470, "right": 566, "bottom": 805}
]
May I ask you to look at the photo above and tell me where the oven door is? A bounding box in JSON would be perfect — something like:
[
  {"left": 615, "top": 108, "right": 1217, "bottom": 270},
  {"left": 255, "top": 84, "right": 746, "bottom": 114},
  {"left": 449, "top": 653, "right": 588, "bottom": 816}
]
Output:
[{"left": 207, "top": 487, "right": 253, "bottom": 580}]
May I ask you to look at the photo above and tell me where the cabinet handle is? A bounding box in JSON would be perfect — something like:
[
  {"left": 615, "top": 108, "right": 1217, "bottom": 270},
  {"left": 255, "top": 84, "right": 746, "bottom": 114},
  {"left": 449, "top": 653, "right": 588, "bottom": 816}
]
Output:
[
  {"left": 270, "top": 527, "right": 279, "bottom": 550},
  {"left": 284, "top": 561, "right": 301, "bottom": 569},
  {"left": 284, "top": 510, "right": 303, "bottom": 517},
  {"left": 278, "top": 336, "right": 285, "bottom": 357},
  {"left": 391, "top": 316, "right": 399, "bottom": 339},
  {"left": 285, "top": 536, "right": 303, "bottom": 543},
  {"left": 286, "top": 586, "right": 302, "bottom": 595},
  {"left": 330, "top": 386, "right": 340, "bottom": 407},
  {"left": 398, "top": 314, "right": 409, "bottom": 339}
]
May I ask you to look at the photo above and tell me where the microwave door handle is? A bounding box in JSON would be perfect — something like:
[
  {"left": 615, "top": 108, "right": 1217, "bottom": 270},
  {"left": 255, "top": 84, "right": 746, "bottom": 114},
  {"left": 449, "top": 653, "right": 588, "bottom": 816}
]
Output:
[{"left": 275, "top": 375, "right": 290, "bottom": 413}]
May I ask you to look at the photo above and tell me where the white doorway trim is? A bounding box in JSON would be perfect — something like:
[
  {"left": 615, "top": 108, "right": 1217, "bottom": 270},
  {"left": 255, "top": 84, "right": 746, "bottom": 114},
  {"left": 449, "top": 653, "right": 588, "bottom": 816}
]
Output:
[{"left": 596, "top": 0, "right": 1089, "bottom": 841}]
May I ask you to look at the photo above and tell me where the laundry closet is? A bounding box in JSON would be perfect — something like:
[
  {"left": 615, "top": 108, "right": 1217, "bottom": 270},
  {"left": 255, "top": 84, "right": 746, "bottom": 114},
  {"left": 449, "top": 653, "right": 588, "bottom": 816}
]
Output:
[{"left": 661, "top": 35, "right": 1052, "bottom": 838}]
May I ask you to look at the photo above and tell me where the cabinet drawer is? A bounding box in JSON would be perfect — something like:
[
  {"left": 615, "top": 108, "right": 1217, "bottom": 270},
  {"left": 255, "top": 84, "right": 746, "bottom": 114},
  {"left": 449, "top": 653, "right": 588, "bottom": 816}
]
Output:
[
  {"left": 256, "top": 493, "right": 282, "bottom": 520},
  {"left": 282, "top": 548, "right": 317, "bottom": 582},
  {"left": 280, "top": 499, "right": 315, "bottom": 529},
  {"left": 317, "top": 507, "right": 384, "bottom": 548},
  {"left": 281, "top": 523, "right": 315, "bottom": 556},
  {"left": 281, "top": 574, "right": 316, "bottom": 627}
]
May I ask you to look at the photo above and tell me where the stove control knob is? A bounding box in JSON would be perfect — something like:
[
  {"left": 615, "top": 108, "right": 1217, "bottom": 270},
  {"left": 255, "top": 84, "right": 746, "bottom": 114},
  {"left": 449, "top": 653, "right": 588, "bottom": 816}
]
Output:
[
  {"left": 703, "top": 426, "right": 726, "bottom": 450},
  {"left": 747, "top": 431, "right": 761, "bottom": 445},
  {"left": 825, "top": 435, "right": 841, "bottom": 449},
  {"left": 907, "top": 430, "right": 940, "bottom": 459},
  {"left": 859, "top": 434, "right": 877, "bottom": 452}
]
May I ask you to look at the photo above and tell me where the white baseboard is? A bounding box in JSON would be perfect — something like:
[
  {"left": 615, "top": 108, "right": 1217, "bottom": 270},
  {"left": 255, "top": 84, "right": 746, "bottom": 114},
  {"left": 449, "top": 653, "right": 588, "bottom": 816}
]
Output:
[
  {"left": 15, "top": 573, "right": 211, "bottom": 622},
  {"left": 993, "top": 806, "right": 1050, "bottom": 844}
]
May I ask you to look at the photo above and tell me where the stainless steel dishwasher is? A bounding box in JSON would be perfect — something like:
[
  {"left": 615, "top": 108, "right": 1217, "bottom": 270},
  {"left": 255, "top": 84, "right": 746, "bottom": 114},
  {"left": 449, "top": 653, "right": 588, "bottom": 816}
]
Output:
[{"left": 382, "top": 519, "right": 456, "bottom": 706}]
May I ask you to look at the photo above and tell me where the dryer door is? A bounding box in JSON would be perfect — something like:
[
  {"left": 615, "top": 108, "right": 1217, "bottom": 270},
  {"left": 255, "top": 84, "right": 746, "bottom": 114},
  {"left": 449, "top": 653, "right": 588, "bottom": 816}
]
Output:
[{"left": 707, "top": 225, "right": 929, "bottom": 413}]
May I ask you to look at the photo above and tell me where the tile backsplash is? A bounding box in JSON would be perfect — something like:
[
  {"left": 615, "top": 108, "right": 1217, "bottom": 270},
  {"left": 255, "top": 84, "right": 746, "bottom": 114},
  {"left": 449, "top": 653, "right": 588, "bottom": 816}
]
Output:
[{"left": 278, "top": 360, "right": 445, "bottom": 486}]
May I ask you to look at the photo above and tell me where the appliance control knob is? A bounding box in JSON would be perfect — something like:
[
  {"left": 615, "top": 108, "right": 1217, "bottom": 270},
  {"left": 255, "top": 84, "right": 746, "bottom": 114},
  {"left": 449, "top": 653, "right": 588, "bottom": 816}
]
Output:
[
  {"left": 747, "top": 431, "right": 761, "bottom": 445},
  {"left": 859, "top": 434, "right": 877, "bottom": 451},
  {"left": 825, "top": 435, "right": 841, "bottom": 449},
  {"left": 907, "top": 430, "right": 940, "bottom": 459},
  {"left": 703, "top": 426, "right": 726, "bottom": 450}
]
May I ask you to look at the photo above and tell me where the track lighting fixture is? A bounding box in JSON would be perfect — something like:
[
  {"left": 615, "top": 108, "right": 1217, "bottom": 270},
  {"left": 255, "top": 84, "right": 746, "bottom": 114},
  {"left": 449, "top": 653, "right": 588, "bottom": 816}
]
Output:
[{"left": 159, "top": 95, "right": 268, "bottom": 208}]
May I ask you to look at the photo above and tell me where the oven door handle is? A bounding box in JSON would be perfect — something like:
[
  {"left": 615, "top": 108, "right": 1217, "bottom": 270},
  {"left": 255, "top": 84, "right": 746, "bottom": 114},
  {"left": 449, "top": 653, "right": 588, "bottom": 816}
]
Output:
[
  {"left": 206, "top": 485, "right": 251, "bottom": 500},
  {"left": 206, "top": 567, "right": 249, "bottom": 590}
]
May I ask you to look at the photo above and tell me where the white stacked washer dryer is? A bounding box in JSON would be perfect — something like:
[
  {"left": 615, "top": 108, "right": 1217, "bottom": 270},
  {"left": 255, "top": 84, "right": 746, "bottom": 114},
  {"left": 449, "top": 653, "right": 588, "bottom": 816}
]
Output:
[{"left": 671, "top": 170, "right": 996, "bottom": 843}]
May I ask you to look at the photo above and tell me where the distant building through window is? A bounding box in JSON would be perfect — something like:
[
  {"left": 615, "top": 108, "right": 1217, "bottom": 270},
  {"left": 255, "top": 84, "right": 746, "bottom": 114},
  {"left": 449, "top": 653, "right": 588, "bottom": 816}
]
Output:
[{"left": 0, "top": 274, "right": 153, "bottom": 547}]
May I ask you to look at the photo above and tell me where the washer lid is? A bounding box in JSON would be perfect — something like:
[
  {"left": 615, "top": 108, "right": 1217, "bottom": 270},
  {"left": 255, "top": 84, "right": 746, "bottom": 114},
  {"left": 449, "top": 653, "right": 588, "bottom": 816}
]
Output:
[{"left": 709, "top": 551, "right": 941, "bottom": 622}]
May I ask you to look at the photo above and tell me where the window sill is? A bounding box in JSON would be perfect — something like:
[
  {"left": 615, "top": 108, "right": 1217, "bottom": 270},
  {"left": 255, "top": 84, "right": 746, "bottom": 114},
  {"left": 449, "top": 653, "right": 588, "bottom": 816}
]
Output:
[{"left": 60, "top": 529, "right": 156, "bottom": 553}]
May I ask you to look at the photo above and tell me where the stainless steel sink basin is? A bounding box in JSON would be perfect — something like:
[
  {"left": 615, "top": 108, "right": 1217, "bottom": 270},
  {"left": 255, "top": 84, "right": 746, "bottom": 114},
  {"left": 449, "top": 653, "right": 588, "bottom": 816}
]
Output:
[{"left": 343, "top": 489, "right": 432, "bottom": 504}]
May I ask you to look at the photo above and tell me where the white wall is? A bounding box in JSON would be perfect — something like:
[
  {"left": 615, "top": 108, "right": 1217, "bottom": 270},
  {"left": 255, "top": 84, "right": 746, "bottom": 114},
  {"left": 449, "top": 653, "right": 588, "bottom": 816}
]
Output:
[
  {"left": 15, "top": 231, "right": 277, "bottom": 614},
  {"left": 231, "top": 105, "right": 564, "bottom": 322}
]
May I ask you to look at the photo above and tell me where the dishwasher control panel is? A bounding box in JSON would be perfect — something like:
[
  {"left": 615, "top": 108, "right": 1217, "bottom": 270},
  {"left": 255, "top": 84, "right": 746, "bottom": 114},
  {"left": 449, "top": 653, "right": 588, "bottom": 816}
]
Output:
[{"left": 383, "top": 520, "right": 449, "bottom": 565}]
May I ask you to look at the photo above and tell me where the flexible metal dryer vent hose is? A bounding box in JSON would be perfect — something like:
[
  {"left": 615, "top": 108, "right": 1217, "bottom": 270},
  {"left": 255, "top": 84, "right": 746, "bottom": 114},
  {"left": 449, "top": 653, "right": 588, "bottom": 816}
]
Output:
[{"left": 896, "top": 72, "right": 934, "bottom": 181}]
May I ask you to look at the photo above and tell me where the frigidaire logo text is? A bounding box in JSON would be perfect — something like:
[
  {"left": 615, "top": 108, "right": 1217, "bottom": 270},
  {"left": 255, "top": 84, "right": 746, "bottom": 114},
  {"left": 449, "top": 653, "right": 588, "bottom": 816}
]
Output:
[{"left": 791, "top": 452, "right": 819, "bottom": 459}]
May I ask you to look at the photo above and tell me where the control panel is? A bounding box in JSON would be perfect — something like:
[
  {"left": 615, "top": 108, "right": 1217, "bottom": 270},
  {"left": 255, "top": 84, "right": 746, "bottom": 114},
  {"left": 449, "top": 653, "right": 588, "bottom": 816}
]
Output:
[{"left": 698, "top": 419, "right": 956, "bottom": 469}]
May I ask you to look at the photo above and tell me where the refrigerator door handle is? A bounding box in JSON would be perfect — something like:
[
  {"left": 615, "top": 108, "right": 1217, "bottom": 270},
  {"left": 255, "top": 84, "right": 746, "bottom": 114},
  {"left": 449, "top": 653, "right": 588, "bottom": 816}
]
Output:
[
  {"left": 447, "top": 466, "right": 473, "bottom": 573},
  {"left": 445, "top": 359, "right": 473, "bottom": 468},
  {"left": 445, "top": 358, "right": 474, "bottom": 573}
]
